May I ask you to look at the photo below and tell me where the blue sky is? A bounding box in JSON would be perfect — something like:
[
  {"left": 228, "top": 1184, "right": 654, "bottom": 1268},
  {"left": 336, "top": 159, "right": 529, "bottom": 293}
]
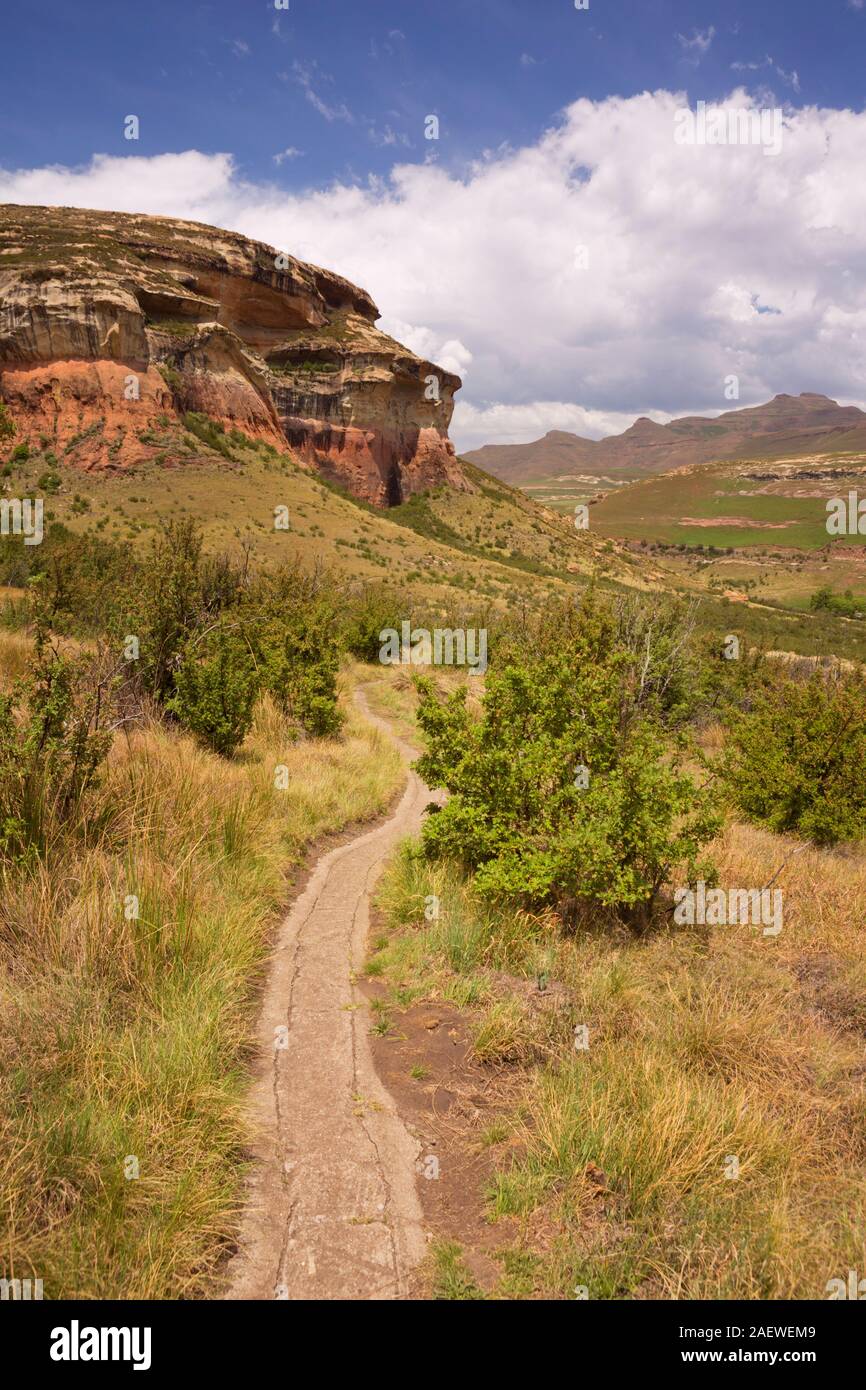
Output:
[
  {"left": 2, "top": 0, "right": 862, "bottom": 183},
  {"left": 2, "top": 1, "right": 866, "bottom": 448}
]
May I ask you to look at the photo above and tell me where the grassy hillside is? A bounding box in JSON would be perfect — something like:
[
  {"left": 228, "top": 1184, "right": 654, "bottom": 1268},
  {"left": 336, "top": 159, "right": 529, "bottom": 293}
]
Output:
[
  {"left": 1, "top": 422, "right": 653, "bottom": 614},
  {"left": 516, "top": 470, "right": 645, "bottom": 516},
  {"left": 581, "top": 453, "right": 866, "bottom": 657},
  {"left": 5, "top": 423, "right": 866, "bottom": 661},
  {"left": 590, "top": 454, "right": 866, "bottom": 551}
]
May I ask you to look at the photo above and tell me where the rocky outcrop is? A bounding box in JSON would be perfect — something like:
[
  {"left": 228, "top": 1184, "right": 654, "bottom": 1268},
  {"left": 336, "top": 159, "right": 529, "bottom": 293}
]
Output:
[{"left": 0, "top": 205, "right": 465, "bottom": 505}]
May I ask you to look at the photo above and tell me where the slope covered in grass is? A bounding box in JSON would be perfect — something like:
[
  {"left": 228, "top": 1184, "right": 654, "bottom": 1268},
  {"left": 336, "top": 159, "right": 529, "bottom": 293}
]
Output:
[
  {"left": 0, "top": 670, "right": 402, "bottom": 1298},
  {"left": 367, "top": 667, "right": 866, "bottom": 1300}
]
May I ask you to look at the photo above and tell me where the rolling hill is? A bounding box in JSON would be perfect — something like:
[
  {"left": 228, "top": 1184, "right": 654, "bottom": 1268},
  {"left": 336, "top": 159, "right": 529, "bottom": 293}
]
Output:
[{"left": 466, "top": 393, "right": 866, "bottom": 494}]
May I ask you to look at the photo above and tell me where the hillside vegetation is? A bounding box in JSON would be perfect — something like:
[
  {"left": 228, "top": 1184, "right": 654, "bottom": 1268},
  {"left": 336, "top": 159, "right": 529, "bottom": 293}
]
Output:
[
  {"left": 366, "top": 604, "right": 866, "bottom": 1300},
  {"left": 1, "top": 398, "right": 865, "bottom": 1304}
]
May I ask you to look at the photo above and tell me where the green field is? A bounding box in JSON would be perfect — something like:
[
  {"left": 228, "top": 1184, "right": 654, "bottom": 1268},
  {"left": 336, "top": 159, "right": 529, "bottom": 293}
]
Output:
[
  {"left": 590, "top": 456, "right": 866, "bottom": 550},
  {"left": 520, "top": 469, "right": 644, "bottom": 516}
]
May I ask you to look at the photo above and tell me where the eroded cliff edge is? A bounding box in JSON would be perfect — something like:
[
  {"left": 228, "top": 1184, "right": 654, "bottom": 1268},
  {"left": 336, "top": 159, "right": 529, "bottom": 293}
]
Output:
[{"left": 0, "top": 204, "right": 466, "bottom": 507}]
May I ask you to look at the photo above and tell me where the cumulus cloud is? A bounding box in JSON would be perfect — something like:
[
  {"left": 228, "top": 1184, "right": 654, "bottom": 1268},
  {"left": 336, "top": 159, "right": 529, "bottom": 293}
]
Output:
[
  {"left": 2, "top": 90, "right": 866, "bottom": 449},
  {"left": 452, "top": 401, "right": 667, "bottom": 453},
  {"left": 380, "top": 318, "right": 473, "bottom": 381}
]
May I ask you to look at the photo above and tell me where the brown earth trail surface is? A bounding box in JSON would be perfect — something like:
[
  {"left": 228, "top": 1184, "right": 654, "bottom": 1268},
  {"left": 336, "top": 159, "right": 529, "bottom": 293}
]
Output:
[{"left": 225, "top": 692, "right": 433, "bottom": 1301}]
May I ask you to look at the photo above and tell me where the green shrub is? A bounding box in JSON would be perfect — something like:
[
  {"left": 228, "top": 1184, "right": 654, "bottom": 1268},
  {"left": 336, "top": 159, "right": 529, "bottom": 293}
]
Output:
[
  {"left": 809, "top": 585, "right": 865, "bottom": 620},
  {"left": 495, "top": 590, "right": 734, "bottom": 727},
  {"left": 169, "top": 623, "right": 259, "bottom": 756},
  {"left": 0, "top": 524, "right": 134, "bottom": 629},
  {"left": 414, "top": 597, "right": 719, "bottom": 930},
  {"left": 238, "top": 563, "right": 343, "bottom": 738},
  {"left": 0, "top": 620, "right": 113, "bottom": 864},
  {"left": 121, "top": 519, "right": 204, "bottom": 702},
  {"left": 0, "top": 403, "right": 15, "bottom": 441},
  {"left": 720, "top": 669, "right": 866, "bottom": 845},
  {"left": 157, "top": 362, "right": 182, "bottom": 390},
  {"left": 260, "top": 610, "right": 342, "bottom": 737},
  {"left": 340, "top": 585, "right": 403, "bottom": 662},
  {"left": 182, "top": 412, "right": 234, "bottom": 459}
]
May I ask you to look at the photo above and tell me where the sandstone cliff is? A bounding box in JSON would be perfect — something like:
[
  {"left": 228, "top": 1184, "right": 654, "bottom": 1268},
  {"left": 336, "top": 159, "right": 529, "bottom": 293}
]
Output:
[{"left": 0, "top": 205, "right": 466, "bottom": 507}]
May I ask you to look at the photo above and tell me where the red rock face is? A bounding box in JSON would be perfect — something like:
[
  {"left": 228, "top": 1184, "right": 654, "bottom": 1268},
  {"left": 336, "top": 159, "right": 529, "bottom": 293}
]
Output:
[
  {"left": 284, "top": 419, "right": 464, "bottom": 508},
  {"left": 0, "top": 205, "right": 467, "bottom": 506},
  {"left": 0, "top": 360, "right": 173, "bottom": 469}
]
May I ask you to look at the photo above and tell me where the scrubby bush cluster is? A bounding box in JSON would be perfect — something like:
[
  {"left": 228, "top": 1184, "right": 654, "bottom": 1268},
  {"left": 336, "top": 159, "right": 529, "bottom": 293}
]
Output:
[
  {"left": 0, "top": 518, "right": 411, "bottom": 769},
  {"left": 720, "top": 667, "right": 866, "bottom": 845},
  {"left": 0, "top": 616, "right": 116, "bottom": 865},
  {"left": 810, "top": 585, "right": 865, "bottom": 620},
  {"left": 112, "top": 519, "right": 345, "bottom": 754},
  {"left": 413, "top": 587, "right": 866, "bottom": 930},
  {"left": 414, "top": 593, "right": 721, "bottom": 930}
]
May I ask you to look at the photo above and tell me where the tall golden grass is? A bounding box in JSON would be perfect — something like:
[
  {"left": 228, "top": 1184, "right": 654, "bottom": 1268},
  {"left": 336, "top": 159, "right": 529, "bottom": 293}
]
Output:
[
  {"left": 0, "top": 678, "right": 403, "bottom": 1298},
  {"left": 373, "top": 816, "right": 866, "bottom": 1299}
]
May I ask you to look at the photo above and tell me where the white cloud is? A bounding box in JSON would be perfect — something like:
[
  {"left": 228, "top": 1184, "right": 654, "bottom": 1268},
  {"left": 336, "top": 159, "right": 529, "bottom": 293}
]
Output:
[
  {"left": 731, "top": 55, "right": 800, "bottom": 93},
  {"left": 451, "top": 401, "right": 669, "bottom": 453},
  {"left": 2, "top": 90, "right": 866, "bottom": 450},
  {"left": 677, "top": 26, "right": 716, "bottom": 60},
  {"left": 291, "top": 61, "right": 354, "bottom": 124},
  {"left": 273, "top": 147, "right": 303, "bottom": 165},
  {"left": 380, "top": 318, "right": 472, "bottom": 380}
]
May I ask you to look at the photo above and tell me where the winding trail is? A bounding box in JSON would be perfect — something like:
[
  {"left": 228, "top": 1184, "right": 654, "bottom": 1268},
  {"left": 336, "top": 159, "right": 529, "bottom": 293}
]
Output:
[{"left": 224, "top": 691, "right": 431, "bottom": 1301}]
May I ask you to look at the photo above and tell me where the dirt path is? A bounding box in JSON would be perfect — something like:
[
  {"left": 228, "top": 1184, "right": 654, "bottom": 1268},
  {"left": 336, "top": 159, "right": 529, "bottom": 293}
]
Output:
[{"left": 224, "top": 690, "right": 431, "bottom": 1301}]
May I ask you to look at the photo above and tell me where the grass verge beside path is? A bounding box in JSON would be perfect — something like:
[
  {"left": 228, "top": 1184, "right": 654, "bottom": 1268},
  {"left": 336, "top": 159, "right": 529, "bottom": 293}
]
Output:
[
  {"left": 0, "top": 670, "right": 403, "bottom": 1299},
  {"left": 371, "top": 823, "right": 866, "bottom": 1300}
]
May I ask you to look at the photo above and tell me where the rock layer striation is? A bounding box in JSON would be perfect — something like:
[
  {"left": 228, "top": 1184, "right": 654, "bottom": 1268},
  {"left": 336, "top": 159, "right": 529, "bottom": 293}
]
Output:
[{"left": 0, "top": 205, "right": 465, "bottom": 506}]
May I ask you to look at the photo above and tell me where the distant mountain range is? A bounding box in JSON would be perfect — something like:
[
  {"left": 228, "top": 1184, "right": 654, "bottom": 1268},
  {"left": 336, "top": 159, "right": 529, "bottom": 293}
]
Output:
[{"left": 463, "top": 393, "right": 866, "bottom": 485}]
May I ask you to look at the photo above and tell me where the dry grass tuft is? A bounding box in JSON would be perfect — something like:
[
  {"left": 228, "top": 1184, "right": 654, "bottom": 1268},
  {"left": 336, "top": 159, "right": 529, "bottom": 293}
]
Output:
[
  {"left": 0, "top": 673, "right": 403, "bottom": 1298},
  {"left": 374, "top": 816, "right": 866, "bottom": 1299}
]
